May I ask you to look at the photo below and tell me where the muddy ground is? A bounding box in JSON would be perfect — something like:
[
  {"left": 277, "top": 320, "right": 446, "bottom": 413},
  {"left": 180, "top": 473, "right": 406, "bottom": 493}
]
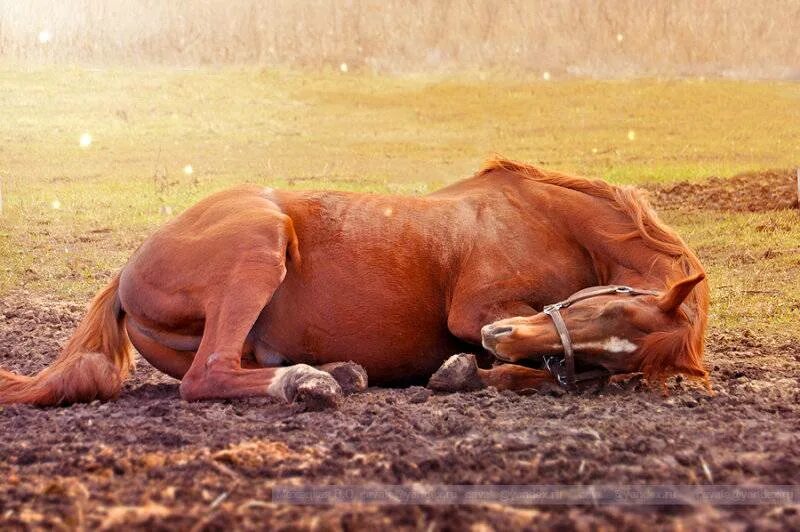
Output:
[{"left": 1, "top": 173, "right": 799, "bottom": 531}]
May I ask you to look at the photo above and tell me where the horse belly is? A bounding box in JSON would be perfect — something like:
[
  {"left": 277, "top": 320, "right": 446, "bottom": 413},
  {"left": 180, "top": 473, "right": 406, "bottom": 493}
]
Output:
[{"left": 253, "top": 277, "right": 460, "bottom": 384}]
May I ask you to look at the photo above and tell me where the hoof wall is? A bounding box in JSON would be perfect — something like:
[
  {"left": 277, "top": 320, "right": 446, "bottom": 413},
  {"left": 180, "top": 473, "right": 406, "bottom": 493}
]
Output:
[
  {"left": 324, "top": 361, "right": 368, "bottom": 395},
  {"left": 428, "top": 353, "right": 483, "bottom": 393},
  {"left": 295, "top": 374, "right": 342, "bottom": 411}
]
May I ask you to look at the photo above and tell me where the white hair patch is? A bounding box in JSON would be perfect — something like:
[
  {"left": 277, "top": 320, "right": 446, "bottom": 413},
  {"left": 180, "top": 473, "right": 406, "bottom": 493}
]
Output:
[{"left": 555, "top": 336, "right": 639, "bottom": 354}]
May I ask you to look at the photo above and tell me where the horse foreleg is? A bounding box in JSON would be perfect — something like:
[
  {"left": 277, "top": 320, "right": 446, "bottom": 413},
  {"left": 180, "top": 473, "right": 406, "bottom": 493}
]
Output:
[
  {"left": 428, "top": 353, "right": 558, "bottom": 394},
  {"left": 477, "top": 364, "right": 558, "bottom": 393}
]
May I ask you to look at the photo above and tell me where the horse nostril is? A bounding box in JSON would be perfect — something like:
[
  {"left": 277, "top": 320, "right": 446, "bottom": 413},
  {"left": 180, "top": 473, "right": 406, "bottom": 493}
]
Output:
[{"left": 490, "top": 326, "right": 514, "bottom": 337}]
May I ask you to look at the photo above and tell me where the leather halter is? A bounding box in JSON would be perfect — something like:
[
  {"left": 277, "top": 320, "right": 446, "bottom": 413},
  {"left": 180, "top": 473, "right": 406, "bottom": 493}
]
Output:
[{"left": 542, "top": 285, "right": 659, "bottom": 391}]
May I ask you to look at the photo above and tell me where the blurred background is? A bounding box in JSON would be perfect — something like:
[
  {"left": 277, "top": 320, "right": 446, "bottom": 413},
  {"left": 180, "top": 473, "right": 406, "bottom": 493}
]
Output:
[{"left": 1, "top": 0, "right": 798, "bottom": 78}]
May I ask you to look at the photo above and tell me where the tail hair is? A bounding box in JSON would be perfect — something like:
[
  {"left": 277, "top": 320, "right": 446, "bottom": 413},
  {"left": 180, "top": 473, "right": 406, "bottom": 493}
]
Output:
[{"left": 0, "top": 274, "right": 133, "bottom": 406}]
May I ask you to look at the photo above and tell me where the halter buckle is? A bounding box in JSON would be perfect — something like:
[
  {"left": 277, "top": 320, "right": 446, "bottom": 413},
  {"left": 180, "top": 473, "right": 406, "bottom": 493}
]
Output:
[{"left": 543, "top": 303, "right": 560, "bottom": 314}]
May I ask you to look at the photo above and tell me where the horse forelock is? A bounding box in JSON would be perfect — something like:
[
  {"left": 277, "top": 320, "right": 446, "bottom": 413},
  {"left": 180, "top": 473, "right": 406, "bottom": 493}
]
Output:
[{"left": 480, "top": 156, "right": 710, "bottom": 388}]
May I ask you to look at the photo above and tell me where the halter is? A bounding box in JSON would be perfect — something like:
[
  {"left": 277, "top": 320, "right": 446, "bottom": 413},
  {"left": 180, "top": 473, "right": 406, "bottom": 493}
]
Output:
[{"left": 542, "top": 285, "right": 659, "bottom": 391}]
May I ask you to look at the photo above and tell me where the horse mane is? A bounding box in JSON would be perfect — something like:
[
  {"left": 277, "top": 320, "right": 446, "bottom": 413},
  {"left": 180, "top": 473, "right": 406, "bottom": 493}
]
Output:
[{"left": 479, "top": 157, "right": 710, "bottom": 389}]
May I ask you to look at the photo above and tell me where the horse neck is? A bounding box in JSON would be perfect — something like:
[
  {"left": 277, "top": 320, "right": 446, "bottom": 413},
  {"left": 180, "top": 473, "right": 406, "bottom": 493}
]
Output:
[
  {"left": 559, "top": 197, "right": 688, "bottom": 292},
  {"left": 594, "top": 246, "right": 681, "bottom": 290}
]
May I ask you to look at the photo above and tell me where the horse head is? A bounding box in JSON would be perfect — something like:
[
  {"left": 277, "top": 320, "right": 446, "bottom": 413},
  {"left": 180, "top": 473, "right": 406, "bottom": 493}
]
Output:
[{"left": 481, "top": 273, "right": 707, "bottom": 386}]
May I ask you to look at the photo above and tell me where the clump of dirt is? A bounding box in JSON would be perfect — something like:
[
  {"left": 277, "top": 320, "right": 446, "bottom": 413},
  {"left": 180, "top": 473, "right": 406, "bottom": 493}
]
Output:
[
  {"left": 647, "top": 169, "right": 799, "bottom": 212},
  {"left": 1, "top": 293, "right": 799, "bottom": 531}
]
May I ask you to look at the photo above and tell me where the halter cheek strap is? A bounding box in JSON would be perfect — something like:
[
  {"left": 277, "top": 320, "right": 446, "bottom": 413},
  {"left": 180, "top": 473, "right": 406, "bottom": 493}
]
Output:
[
  {"left": 541, "top": 285, "right": 659, "bottom": 391},
  {"left": 543, "top": 305, "right": 576, "bottom": 390}
]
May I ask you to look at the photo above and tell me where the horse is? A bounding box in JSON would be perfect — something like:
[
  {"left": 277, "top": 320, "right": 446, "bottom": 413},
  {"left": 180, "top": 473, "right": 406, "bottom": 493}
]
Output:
[{"left": 0, "top": 158, "right": 709, "bottom": 408}]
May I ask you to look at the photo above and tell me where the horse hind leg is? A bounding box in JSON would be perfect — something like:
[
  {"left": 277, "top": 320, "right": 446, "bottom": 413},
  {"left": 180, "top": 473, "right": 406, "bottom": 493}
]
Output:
[
  {"left": 177, "top": 218, "right": 342, "bottom": 409},
  {"left": 253, "top": 342, "right": 368, "bottom": 396},
  {"left": 178, "top": 270, "right": 343, "bottom": 408},
  {"left": 128, "top": 320, "right": 345, "bottom": 409}
]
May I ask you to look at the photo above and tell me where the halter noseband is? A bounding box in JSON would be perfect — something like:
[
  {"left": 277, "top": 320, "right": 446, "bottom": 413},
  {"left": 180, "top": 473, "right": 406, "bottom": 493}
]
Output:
[{"left": 542, "top": 285, "right": 659, "bottom": 391}]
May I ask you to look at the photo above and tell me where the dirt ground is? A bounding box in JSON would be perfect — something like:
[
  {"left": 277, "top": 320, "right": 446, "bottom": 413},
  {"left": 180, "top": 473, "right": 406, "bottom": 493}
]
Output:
[
  {"left": 646, "top": 169, "right": 799, "bottom": 212},
  {"left": 1, "top": 173, "right": 799, "bottom": 531}
]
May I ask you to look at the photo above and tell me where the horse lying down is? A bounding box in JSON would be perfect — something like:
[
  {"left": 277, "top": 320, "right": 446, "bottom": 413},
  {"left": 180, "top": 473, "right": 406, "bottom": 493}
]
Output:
[{"left": 0, "top": 159, "right": 709, "bottom": 408}]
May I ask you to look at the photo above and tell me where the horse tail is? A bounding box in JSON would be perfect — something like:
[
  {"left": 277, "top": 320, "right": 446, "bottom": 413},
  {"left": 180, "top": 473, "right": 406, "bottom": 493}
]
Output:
[{"left": 0, "top": 274, "right": 134, "bottom": 406}]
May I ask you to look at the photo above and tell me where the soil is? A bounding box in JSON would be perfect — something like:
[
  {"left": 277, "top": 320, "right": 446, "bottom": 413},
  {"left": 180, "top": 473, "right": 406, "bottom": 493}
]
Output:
[
  {"left": 1, "top": 292, "right": 798, "bottom": 531},
  {"left": 646, "top": 169, "right": 799, "bottom": 212}
]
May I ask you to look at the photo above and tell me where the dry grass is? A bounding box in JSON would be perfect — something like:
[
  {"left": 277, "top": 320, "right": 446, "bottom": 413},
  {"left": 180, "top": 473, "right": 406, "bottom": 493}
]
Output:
[
  {"left": 1, "top": 0, "right": 799, "bottom": 78},
  {"left": 0, "top": 68, "right": 798, "bottom": 336}
]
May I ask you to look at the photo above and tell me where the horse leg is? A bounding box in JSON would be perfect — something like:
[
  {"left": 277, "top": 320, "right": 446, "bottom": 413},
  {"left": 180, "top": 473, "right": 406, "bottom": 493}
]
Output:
[
  {"left": 428, "top": 353, "right": 558, "bottom": 393},
  {"left": 129, "top": 319, "right": 364, "bottom": 399},
  {"left": 174, "top": 230, "right": 342, "bottom": 407},
  {"left": 178, "top": 270, "right": 342, "bottom": 407},
  {"left": 125, "top": 318, "right": 195, "bottom": 380},
  {"left": 442, "top": 296, "right": 560, "bottom": 392}
]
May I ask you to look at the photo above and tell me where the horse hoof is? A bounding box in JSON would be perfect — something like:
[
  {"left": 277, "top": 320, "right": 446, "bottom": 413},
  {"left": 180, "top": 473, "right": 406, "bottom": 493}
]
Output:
[
  {"left": 324, "top": 361, "right": 368, "bottom": 395},
  {"left": 281, "top": 366, "right": 342, "bottom": 410},
  {"left": 428, "top": 353, "right": 484, "bottom": 392},
  {"left": 296, "top": 372, "right": 342, "bottom": 410}
]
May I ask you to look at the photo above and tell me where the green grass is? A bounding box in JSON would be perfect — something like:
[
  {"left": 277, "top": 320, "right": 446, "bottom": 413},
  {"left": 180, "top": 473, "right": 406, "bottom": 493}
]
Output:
[
  {"left": 665, "top": 210, "right": 800, "bottom": 332},
  {"left": 0, "top": 68, "right": 798, "bottom": 335}
]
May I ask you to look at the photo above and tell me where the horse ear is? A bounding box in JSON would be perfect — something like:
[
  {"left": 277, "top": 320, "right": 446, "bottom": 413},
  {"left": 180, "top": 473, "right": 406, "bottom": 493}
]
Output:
[{"left": 658, "top": 272, "right": 705, "bottom": 313}]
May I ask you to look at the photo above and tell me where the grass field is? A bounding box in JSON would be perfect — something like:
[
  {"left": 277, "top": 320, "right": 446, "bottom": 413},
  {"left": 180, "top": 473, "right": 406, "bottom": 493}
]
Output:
[{"left": 0, "top": 69, "right": 798, "bottom": 335}]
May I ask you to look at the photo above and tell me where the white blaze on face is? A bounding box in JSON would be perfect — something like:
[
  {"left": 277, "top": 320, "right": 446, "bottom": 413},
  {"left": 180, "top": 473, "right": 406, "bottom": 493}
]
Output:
[
  {"left": 602, "top": 336, "right": 639, "bottom": 353},
  {"left": 553, "top": 336, "right": 639, "bottom": 354}
]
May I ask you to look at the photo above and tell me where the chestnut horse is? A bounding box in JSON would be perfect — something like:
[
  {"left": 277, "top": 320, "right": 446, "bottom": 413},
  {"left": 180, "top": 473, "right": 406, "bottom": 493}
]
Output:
[{"left": 0, "top": 159, "right": 709, "bottom": 407}]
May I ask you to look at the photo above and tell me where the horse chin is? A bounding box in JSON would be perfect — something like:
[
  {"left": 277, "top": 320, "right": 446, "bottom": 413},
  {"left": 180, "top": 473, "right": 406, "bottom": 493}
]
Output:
[{"left": 484, "top": 341, "right": 550, "bottom": 364}]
